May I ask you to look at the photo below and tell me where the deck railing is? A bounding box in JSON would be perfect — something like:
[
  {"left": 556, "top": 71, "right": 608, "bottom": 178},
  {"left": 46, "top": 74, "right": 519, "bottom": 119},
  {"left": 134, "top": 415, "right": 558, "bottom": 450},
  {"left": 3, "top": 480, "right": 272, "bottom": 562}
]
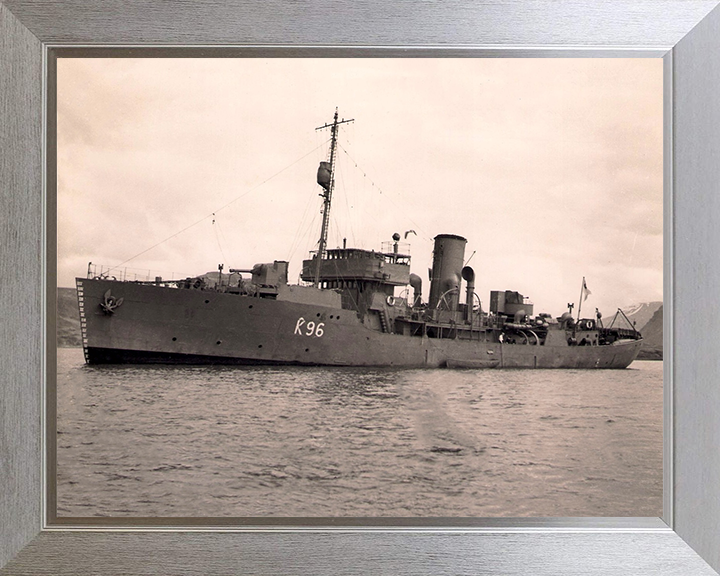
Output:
[{"left": 85, "top": 262, "right": 194, "bottom": 283}]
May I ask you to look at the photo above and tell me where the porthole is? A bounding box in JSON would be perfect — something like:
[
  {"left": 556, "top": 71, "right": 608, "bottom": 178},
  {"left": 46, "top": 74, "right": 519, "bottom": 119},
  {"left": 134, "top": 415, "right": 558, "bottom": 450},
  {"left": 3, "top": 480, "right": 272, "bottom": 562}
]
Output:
[
  {"left": 205, "top": 299, "right": 210, "bottom": 304},
  {"left": 305, "top": 348, "right": 309, "bottom": 352},
  {"left": 249, "top": 305, "right": 253, "bottom": 309},
  {"left": 216, "top": 340, "right": 222, "bottom": 345},
  {"left": 172, "top": 337, "right": 177, "bottom": 342},
  {"left": 316, "top": 313, "right": 321, "bottom": 317},
  {"left": 258, "top": 344, "right": 263, "bottom": 349}
]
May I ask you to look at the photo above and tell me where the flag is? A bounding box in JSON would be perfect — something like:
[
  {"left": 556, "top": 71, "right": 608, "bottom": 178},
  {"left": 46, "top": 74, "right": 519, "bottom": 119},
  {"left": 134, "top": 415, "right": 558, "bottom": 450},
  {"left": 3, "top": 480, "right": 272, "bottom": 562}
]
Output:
[{"left": 582, "top": 278, "right": 592, "bottom": 301}]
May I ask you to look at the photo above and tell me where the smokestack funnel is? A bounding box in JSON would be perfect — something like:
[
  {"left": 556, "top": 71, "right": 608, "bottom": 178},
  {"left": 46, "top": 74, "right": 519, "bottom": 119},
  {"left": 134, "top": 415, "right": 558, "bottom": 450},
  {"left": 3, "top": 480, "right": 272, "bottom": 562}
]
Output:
[{"left": 428, "top": 234, "right": 467, "bottom": 310}]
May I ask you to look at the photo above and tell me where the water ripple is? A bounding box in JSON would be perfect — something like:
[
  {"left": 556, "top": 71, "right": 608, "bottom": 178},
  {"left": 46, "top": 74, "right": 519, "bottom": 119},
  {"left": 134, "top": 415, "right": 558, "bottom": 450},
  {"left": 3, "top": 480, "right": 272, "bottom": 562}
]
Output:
[{"left": 56, "top": 349, "right": 662, "bottom": 518}]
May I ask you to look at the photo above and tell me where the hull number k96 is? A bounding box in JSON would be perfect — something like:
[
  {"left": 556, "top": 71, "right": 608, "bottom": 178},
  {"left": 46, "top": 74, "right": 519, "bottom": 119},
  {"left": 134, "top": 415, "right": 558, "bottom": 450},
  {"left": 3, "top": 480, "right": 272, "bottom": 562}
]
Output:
[{"left": 294, "top": 317, "right": 325, "bottom": 337}]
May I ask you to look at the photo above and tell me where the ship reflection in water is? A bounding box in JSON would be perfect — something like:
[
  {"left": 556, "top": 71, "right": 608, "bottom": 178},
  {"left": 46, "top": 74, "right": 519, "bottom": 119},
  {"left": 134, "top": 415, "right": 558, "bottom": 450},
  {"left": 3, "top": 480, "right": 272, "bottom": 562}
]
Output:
[{"left": 56, "top": 348, "right": 662, "bottom": 518}]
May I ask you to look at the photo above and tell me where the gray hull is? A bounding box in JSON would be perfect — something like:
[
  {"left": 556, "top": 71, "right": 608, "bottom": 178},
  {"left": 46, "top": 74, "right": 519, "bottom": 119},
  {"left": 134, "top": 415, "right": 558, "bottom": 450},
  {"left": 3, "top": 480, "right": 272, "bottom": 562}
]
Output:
[{"left": 77, "top": 278, "right": 642, "bottom": 369}]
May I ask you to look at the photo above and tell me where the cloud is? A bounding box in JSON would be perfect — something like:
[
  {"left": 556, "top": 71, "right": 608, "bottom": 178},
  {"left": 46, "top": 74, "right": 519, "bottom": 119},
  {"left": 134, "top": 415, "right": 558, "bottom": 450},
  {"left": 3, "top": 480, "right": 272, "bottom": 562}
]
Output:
[{"left": 57, "top": 58, "right": 663, "bottom": 315}]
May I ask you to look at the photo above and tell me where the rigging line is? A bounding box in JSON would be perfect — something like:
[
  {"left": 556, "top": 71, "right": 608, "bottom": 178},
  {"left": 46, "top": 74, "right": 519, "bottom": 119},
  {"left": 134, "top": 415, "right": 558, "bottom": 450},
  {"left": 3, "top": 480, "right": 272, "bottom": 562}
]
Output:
[
  {"left": 212, "top": 216, "right": 229, "bottom": 264},
  {"left": 288, "top": 142, "right": 330, "bottom": 259},
  {"left": 286, "top": 132, "right": 330, "bottom": 260},
  {"left": 287, "top": 209, "right": 320, "bottom": 265},
  {"left": 212, "top": 138, "right": 331, "bottom": 215},
  {"left": 215, "top": 217, "right": 231, "bottom": 254},
  {"left": 337, "top": 143, "right": 433, "bottom": 242},
  {"left": 331, "top": 214, "right": 344, "bottom": 249},
  {"left": 287, "top": 183, "right": 322, "bottom": 261},
  {"left": 304, "top": 210, "right": 321, "bottom": 250},
  {"left": 334, "top": 155, "right": 357, "bottom": 248},
  {"left": 288, "top": 157, "right": 329, "bottom": 259},
  {"left": 292, "top": 211, "right": 321, "bottom": 272},
  {"left": 107, "top": 141, "right": 329, "bottom": 272}
]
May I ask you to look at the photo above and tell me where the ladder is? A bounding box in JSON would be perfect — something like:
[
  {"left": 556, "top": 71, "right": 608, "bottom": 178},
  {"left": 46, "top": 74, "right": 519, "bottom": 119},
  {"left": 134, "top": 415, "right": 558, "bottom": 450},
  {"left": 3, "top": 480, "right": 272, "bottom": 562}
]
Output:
[{"left": 379, "top": 310, "right": 390, "bottom": 333}]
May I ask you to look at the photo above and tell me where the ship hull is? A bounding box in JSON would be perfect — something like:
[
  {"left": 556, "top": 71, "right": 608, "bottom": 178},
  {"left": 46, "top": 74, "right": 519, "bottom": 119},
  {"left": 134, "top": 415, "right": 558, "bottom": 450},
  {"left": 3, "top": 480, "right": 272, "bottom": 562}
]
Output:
[{"left": 77, "top": 278, "right": 642, "bottom": 369}]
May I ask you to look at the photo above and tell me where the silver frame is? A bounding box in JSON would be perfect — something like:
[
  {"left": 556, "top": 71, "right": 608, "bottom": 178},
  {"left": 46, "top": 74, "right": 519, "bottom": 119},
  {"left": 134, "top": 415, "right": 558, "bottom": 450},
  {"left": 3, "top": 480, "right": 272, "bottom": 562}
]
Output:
[{"left": 2, "top": 2, "right": 720, "bottom": 574}]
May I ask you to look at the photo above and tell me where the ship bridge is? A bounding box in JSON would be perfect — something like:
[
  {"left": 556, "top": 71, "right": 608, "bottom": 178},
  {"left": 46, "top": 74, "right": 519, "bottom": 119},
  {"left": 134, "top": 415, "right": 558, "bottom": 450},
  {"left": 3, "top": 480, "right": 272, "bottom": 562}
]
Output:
[
  {"left": 300, "top": 248, "right": 410, "bottom": 288},
  {"left": 301, "top": 247, "right": 411, "bottom": 315}
]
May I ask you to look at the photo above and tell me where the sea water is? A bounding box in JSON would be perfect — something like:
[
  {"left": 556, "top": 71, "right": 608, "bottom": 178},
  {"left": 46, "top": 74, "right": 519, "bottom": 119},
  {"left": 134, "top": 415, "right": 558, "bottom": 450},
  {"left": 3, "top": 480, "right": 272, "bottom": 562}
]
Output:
[{"left": 56, "top": 348, "right": 662, "bottom": 517}]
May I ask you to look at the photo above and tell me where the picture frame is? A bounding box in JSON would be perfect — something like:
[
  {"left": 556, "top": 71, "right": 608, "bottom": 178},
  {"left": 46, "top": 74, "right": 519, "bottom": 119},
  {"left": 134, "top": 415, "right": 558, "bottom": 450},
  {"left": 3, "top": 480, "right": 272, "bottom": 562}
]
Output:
[{"left": 2, "top": 1, "right": 719, "bottom": 574}]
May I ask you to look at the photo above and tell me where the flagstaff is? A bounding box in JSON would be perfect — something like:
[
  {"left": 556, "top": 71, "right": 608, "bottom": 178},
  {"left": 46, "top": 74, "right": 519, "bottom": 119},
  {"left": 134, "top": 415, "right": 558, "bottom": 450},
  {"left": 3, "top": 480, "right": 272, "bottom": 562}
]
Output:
[{"left": 576, "top": 276, "right": 591, "bottom": 320}]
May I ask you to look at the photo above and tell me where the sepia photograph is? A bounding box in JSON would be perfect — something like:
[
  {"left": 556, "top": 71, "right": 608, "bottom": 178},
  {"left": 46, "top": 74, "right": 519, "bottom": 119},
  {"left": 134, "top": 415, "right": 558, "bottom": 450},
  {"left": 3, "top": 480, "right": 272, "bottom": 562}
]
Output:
[{"left": 55, "top": 57, "right": 663, "bottom": 518}]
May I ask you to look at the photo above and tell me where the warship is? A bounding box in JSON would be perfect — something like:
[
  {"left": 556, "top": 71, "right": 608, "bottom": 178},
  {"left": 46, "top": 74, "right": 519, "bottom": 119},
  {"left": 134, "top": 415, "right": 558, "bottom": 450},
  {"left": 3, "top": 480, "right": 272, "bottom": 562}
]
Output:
[{"left": 76, "top": 110, "right": 642, "bottom": 368}]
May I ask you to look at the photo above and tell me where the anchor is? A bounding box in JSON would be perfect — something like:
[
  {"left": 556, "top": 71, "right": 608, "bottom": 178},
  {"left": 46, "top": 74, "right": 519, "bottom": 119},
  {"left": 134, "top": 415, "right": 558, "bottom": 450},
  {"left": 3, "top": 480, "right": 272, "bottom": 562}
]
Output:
[{"left": 100, "top": 289, "right": 124, "bottom": 315}]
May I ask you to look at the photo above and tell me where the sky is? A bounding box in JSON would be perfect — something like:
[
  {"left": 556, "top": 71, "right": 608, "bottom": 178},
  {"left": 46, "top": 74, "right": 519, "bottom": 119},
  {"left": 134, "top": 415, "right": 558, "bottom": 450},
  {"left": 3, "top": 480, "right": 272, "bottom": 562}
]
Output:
[{"left": 57, "top": 58, "right": 663, "bottom": 316}]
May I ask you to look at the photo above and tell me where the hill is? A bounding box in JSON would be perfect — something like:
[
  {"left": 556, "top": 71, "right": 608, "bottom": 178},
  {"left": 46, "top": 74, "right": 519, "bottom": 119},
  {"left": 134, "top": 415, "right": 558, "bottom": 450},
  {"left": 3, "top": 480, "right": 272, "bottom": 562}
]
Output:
[
  {"left": 636, "top": 305, "right": 663, "bottom": 360},
  {"left": 57, "top": 287, "right": 82, "bottom": 347},
  {"left": 623, "top": 301, "right": 663, "bottom": 332}
]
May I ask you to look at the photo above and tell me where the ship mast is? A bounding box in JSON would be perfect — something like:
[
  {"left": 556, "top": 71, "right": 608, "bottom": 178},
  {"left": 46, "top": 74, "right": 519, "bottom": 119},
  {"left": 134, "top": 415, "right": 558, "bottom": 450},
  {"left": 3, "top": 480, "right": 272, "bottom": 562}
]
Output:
[{"left": 313, "top": 108, "right": 354, "bottom": 288}]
